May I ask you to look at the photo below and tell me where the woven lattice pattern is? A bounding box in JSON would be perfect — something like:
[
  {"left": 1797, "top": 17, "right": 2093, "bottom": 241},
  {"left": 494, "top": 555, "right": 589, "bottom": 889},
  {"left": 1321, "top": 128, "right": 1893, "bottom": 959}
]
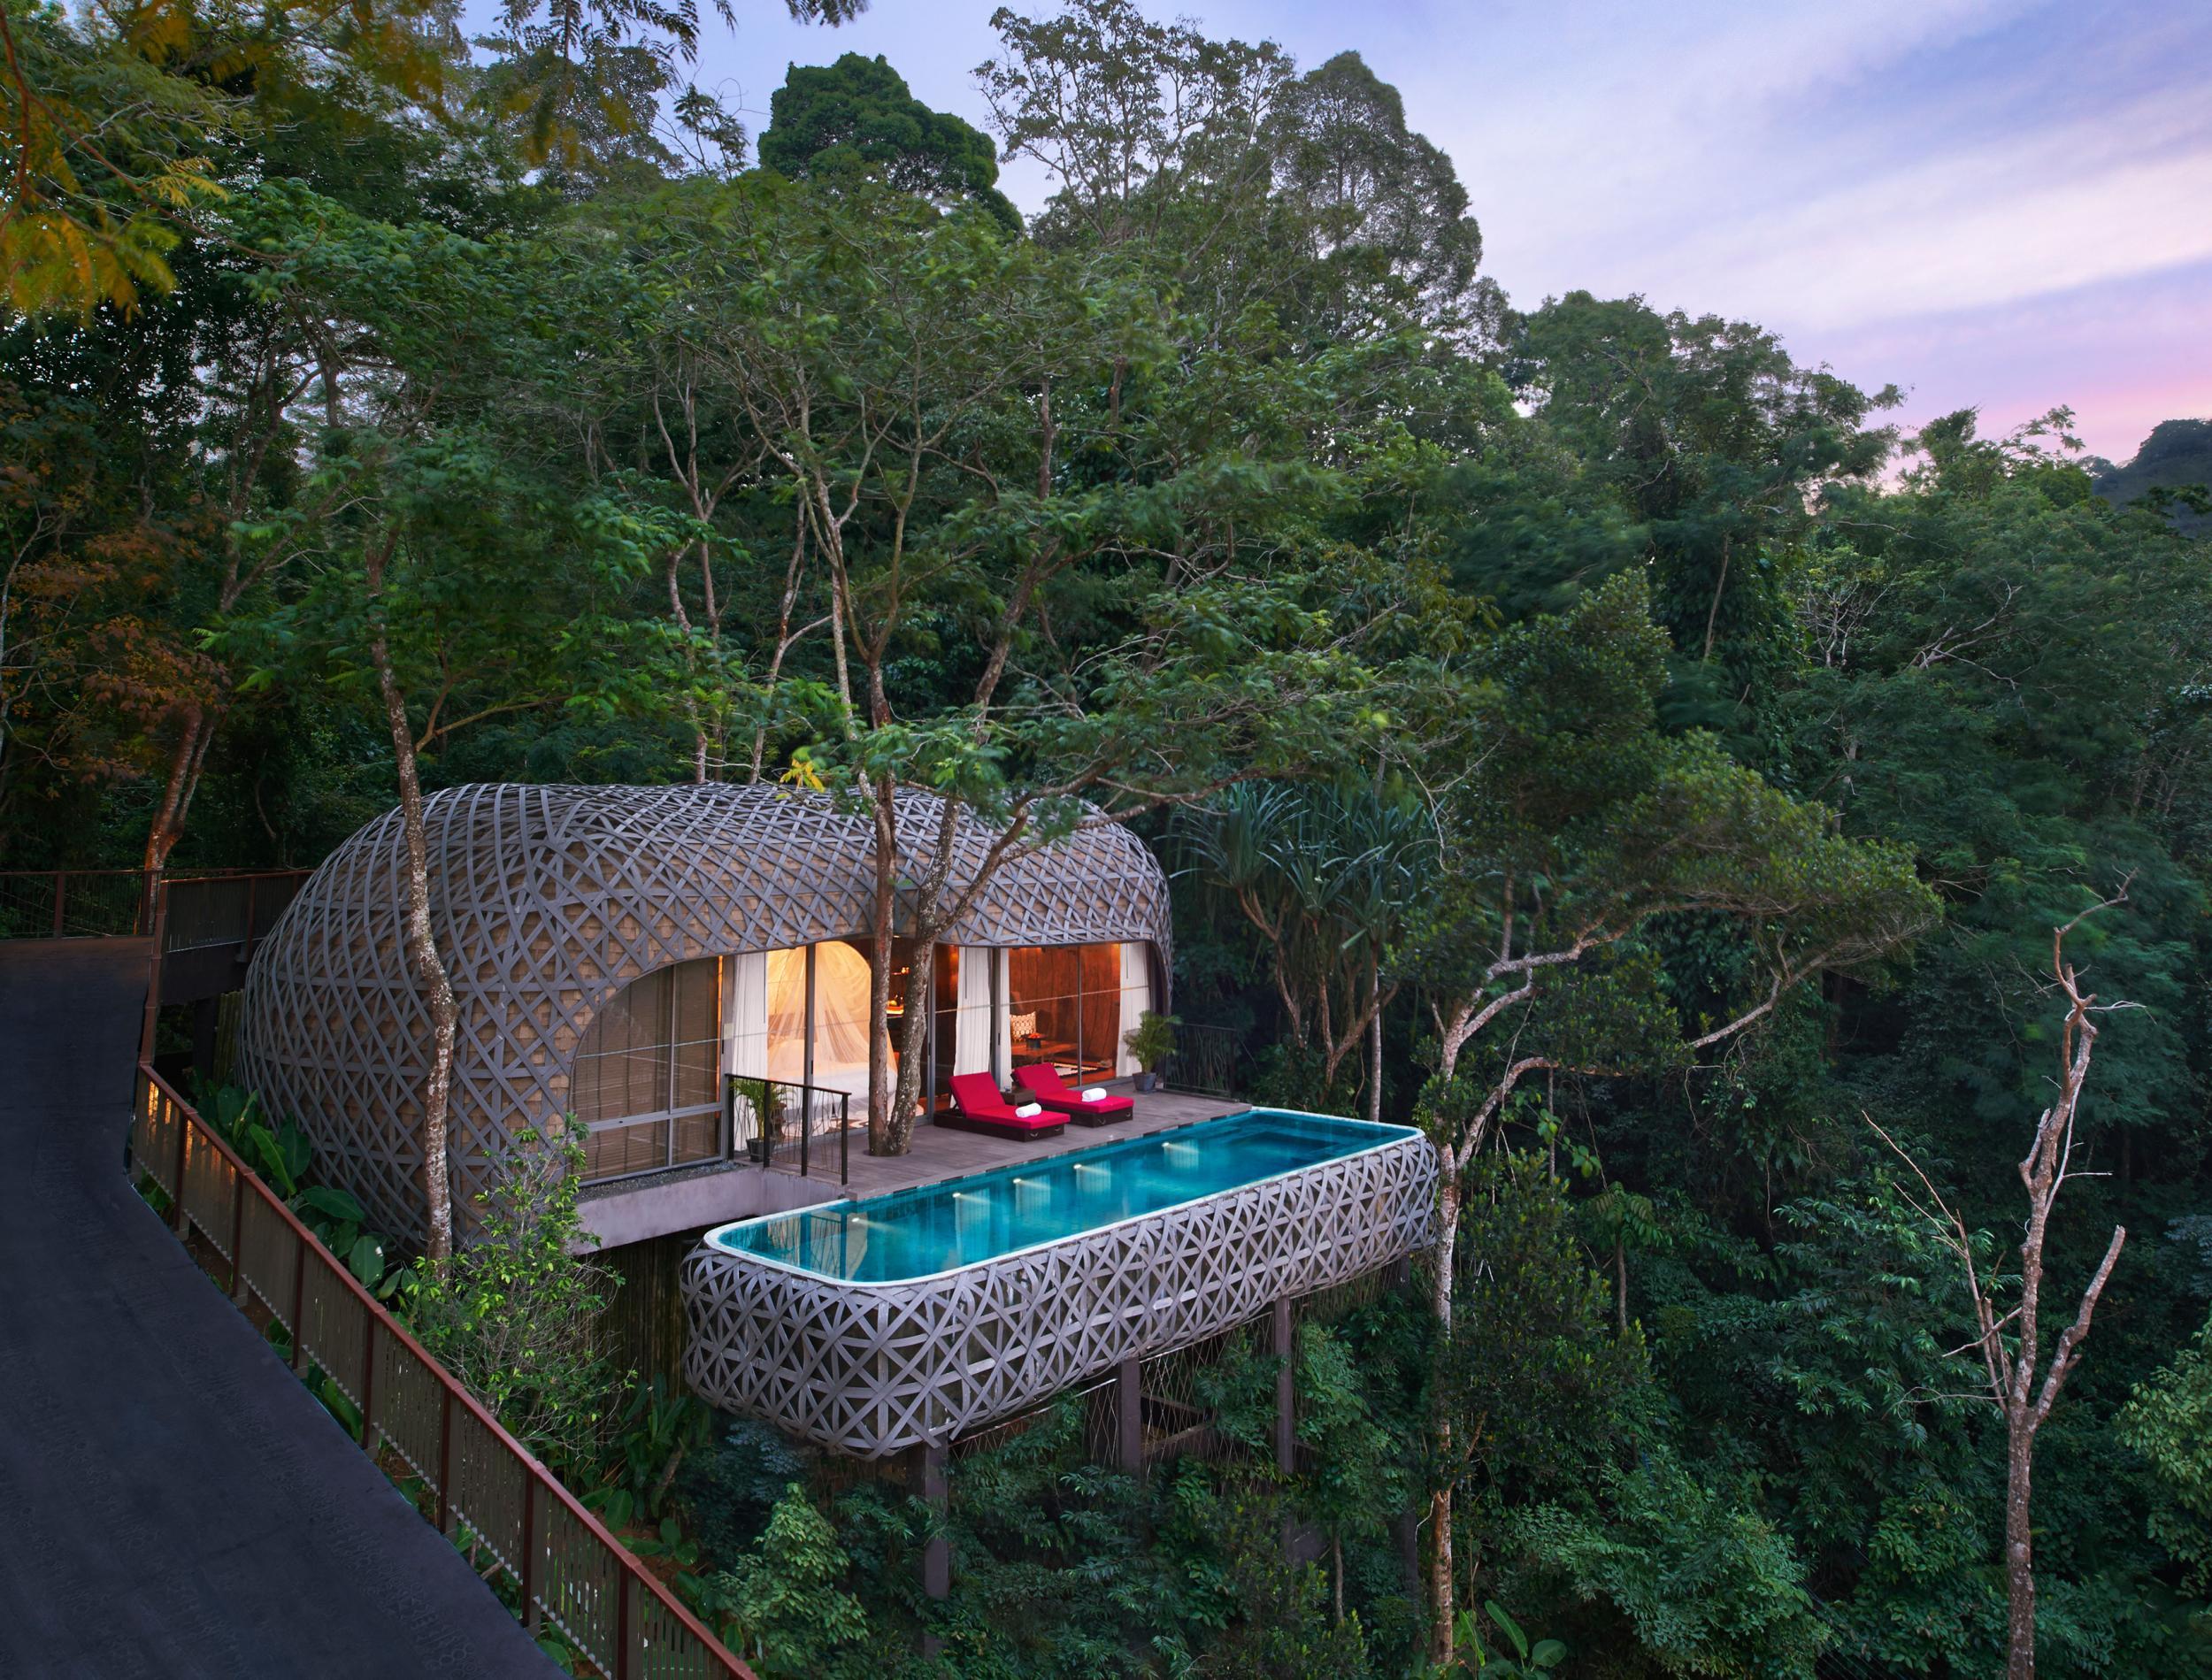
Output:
[
  {"left": 680, "top": 1132, "right": 1435, "bottom": 1459},
  {"left": 236, "top": 783, "right": 1172, "bottom": 1245}
]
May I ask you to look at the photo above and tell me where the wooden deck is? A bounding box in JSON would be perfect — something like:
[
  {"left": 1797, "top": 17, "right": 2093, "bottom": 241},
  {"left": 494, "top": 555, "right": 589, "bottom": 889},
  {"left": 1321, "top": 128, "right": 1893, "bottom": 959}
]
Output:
[
  {"left": 575, "top": 1085, "right": 1250, "bottom": 1249},
  {"left": 821, "top": 1085, "right": 1248, "bottom": 1201}
]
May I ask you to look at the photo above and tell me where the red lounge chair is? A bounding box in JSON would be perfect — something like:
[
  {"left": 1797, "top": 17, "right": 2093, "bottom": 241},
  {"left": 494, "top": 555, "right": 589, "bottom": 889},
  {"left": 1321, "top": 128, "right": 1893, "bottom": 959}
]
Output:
[
  {"left": 943, "top": 1072, "right": 1067, "bottom": 1141},
  {"left": 1014, "top": 1063, "right": 1134, "bottom": 1126}
]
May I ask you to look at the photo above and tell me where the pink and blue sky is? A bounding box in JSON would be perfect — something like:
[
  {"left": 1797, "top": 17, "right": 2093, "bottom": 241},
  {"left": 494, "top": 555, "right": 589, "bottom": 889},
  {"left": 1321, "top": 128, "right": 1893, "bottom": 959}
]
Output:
[{"left": 694, "top": 0, "right": 2212, "bottom": 464}]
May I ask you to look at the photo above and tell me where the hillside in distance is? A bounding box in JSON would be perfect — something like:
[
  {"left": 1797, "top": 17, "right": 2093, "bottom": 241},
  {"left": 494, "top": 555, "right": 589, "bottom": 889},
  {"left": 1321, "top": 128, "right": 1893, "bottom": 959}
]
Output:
[{"left": 2092, "top": 417, "right": 2212, "bottom": 534}]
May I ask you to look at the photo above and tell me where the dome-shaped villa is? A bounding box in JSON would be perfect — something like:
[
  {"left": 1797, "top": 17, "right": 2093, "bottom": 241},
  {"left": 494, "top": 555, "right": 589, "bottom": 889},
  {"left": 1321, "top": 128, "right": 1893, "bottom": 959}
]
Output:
[{"left": 237, "top": 782, "right": 1172, "bottom": 1247}]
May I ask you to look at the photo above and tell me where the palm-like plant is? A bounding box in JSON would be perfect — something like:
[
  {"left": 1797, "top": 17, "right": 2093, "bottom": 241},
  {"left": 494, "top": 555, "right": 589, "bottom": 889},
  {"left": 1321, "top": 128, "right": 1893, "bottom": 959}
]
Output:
[{"left": 1178, "top": 779, "right": 1432, "bottom": 1115}]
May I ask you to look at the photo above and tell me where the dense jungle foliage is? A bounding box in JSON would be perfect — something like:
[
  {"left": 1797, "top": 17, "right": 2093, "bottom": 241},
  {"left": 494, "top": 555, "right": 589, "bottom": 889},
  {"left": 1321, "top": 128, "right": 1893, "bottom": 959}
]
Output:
[{"left": 8, "top": 0, "right": 2212, "bottom": 1672}]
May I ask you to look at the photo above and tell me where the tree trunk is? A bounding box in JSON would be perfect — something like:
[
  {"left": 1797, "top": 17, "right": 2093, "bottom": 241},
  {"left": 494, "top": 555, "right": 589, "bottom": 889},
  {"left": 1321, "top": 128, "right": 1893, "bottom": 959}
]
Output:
[
  {"left": 887, "top": 940, "right": 936, "bottom": 1154},
  {"left": 1615, "top": 1228, "right": 1629, "bottom": 1338},
  {"left": 371, "top": 630, "right": 458, "bottom": 1263},
  {"left": 1700, "top": 533, "right": 1732, "bottom": 664},
  {"left": 2006, "top": 1415, "right": 2036, "bottom": 1678},
  {"left": 1367, "top": 955, "right": 1383, "bottom": 1126},
  {"left": 1427, "top": 1177, "right": 1459, "bottom": 1666},
  {"left": 142, "top": 703, "right": 217, "bottom": 872},
  {"left": 865, "top": 780, "right": 897, "bottom": 1155}
]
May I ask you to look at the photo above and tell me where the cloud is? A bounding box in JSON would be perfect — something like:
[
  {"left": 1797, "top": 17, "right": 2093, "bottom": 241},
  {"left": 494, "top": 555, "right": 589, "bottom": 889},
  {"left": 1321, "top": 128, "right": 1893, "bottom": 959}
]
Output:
[{"left": 1640, "top": 91, "right": 2212, "bottom": 329}]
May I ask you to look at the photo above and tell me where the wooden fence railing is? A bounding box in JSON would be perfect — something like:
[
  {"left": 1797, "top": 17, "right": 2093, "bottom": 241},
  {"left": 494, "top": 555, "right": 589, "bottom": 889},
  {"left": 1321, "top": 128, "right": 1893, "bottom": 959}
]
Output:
[{"left": 130, "top": 1064, "right": 754, "bottom": 1680}]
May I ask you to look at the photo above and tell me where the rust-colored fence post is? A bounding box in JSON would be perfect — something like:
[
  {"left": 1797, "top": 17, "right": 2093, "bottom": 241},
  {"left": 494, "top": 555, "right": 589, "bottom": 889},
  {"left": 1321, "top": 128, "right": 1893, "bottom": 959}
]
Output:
[
  {"left": 518, "top": 1472, "right": 540, "bottom": 1634},
  {"left": 360, "top": 1312, "right": 380, "bottom": 1455},
  {"left": 436, "top": 1385, "right": 456, "bottom": 1535},
  {"left": 172, "top": 1092, "right": 189, "bottom": 1236},
  {"left": 228, "top": 1168, "right": 247, "bottom": 1300},
  {"left": 616, "top": 1564, "right": 635, "bottom": 1680},
  {"left": 289, "top": 1233, "right": 309, "bottom": 1373}
]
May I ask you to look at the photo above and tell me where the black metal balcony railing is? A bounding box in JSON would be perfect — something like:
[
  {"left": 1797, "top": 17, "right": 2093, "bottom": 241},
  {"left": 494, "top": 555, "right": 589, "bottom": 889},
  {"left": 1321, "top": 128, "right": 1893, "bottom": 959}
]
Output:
[
  {"left": 0, "top": 869, "right": 157, "bottom": 939},
  {"left": 1162, "top": 1021, "right": 1241, "bottom": 1099},
  {"left": 0, "top": 867, "right": 311, "bottom": 947},
  {"left": 726, "top": 1074, "right": 852, "bottom": 1186}
]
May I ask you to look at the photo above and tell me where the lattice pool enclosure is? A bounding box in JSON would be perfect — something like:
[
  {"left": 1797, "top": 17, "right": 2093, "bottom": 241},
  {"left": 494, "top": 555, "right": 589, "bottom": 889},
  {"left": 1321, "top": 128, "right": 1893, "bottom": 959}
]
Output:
[{"left": 680, "top": 1126, "right": 1436, "bottom": 1459}]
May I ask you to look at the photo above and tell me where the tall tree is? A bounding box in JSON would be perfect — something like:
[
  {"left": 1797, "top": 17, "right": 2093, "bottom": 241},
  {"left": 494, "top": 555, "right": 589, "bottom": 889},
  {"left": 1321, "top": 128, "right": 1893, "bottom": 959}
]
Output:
[
  {"left": 761, "top": 52, "right": 1018, "bottom": 228},
  {"left": 1512, "top": 293, "right": 1898, "bottom": 753},
  {"left": 226, "top": 188, "right": 689, "bottom": 1254},
  {"left": 660, "top": 175, "right": 1429, "bottom": 1151},
  {"left": 1399, "top": 572, "right": 1937, "bottom": 1661},
  {"left": 1266, "top": 50, "right": 1495, "bottom": 341},
  {"left": 1873, "top": 903, "right": 2131, "bottom": 1680}
]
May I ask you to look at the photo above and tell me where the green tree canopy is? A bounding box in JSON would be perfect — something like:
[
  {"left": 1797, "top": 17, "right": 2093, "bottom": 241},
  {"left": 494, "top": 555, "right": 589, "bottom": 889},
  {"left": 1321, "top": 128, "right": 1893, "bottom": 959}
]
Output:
[{"left": 760, "top": 51, "right": 1018, "bottom": 228}]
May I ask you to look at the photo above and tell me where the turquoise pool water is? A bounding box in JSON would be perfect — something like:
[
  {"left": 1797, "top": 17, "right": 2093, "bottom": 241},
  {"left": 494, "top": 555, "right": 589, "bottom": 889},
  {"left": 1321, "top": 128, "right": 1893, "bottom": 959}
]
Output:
[{"left": 707, "top": 1108, "right": 1416, "bottom": 1283}]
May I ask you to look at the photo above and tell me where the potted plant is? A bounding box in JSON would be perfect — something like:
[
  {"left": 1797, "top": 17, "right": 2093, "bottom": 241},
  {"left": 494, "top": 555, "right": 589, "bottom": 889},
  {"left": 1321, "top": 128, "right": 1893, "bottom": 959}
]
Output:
[
  {"left": 1123, "top": 1011, "right": 1179, "bottom": 1093},
  {"left": 731, "top": 1077, "right": 785, "bottom": 1162}
]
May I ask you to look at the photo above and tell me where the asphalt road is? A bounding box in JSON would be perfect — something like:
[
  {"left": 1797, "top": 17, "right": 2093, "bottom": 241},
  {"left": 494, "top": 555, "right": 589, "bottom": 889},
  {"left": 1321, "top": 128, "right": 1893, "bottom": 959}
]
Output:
[{"left": 0, "top": 937, "right": 555, "bottom": 1678}]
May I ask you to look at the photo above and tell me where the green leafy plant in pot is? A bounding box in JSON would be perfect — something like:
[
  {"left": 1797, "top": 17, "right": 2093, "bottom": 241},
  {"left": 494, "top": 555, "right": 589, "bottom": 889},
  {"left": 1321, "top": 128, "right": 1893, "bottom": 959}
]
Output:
[
  {"left": 731, "top": 1077, "right": 786, "bottom": 1162},
  {"left": 1123, "top": 1010, "right": 1179, "bottom": 1093}
]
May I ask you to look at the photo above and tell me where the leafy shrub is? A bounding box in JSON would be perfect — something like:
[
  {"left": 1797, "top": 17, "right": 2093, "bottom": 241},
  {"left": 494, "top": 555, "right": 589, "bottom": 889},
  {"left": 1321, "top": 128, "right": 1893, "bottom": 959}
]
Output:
[
  {"left": 2119, "top": 1308, "right": 2212, "bottom": 1592},
  {"left": 407, "top": 1121, "right": 625, "bottom": 1471},
  {"left": 680, "top": 1419, "right": 810, "bottom": 1564},
  {"left": 199, "top": 1083, "right": 402, "bottom": 1297},
  {"left": 704, "top": 1485, "right": 872, "bottom": 1678}
]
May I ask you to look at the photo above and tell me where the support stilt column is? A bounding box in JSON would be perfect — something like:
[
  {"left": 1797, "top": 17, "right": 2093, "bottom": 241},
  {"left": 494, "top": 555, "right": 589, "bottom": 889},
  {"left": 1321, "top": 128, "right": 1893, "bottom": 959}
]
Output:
[
  {"left": 1273, "top": 1296, "right": 1294, "bottom": 1476},
  {"left": 918, "top": 1438, "right": 949, "bottom": 1657},
  {"left": 1117, "top": 1354, "right": 1142, "bottom": 1474}
]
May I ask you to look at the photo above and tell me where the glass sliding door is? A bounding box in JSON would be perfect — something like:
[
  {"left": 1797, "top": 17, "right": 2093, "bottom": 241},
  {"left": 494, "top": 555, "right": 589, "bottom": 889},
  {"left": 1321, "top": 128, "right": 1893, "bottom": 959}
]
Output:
[
  {"left": 1006, "top": 942, "right": 1146, "bottom": 1083},
  {"left": 572, "top": 955, "right": 725, "bottom": 1182},
  {"left": 764, "top": 948, "right": 809, "bottom": 1086}
]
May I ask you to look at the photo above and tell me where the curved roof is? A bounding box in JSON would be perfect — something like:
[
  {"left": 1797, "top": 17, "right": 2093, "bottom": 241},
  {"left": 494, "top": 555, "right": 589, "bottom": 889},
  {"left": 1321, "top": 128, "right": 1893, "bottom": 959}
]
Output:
[{"left": 236, "top": 782, "right": 1172, "bottom": 1243}]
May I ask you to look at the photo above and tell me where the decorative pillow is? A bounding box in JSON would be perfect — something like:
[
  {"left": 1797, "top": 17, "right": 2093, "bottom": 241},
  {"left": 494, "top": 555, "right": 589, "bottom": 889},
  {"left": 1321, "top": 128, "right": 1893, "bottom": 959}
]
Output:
[
  {"left": 1010, "top": 1011, "right": 1038, "bottom": 1039},
  {"left": 1015, "top": 1101, "right": 1044, "bottom": 1117}
]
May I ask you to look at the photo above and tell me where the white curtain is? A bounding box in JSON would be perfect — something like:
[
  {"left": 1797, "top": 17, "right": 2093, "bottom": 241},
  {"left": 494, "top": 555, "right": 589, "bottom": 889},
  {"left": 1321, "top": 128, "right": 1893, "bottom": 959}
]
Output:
[
  {"left": 810, "top": 941, "right": 875, "bottom": 1068},
  {"left": 995, "top": 950, "right": 1012, "bottom": 1081},
  {"left": 765, "top": 942, "right": 875, "bottom": 1076},
  {"left": 1117, "top": 940, "right": 1152, "bottom": 1076},
  {"left": 953, "top": 945, "right": 995, "bottom": 1076},
  {"left": 765, "top": 948, "right": 808, "bottom": 1083},
  {"left": 724, "top": 951, "right": 768, "bottom": 1078},
  {"left": 759, "top": 942, "right": 880, "bottom": 1129}
]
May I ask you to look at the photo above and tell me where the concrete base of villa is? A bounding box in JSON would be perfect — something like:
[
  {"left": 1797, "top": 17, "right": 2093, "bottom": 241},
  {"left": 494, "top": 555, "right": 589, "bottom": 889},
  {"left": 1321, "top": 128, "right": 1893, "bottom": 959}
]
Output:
[{"left": 574, "top": 1083, "right": 1244, "bottom": 1252}]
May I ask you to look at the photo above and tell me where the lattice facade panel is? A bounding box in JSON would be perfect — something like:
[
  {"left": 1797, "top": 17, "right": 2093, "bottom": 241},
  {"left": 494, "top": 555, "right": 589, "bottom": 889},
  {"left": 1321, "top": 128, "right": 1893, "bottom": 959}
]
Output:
[
  {"left": 235, "top": 783, "right": 1172, "bottom": 1246},
  {"left": 680, "top": 1130, "right": 1436, "bottom": 1459}
]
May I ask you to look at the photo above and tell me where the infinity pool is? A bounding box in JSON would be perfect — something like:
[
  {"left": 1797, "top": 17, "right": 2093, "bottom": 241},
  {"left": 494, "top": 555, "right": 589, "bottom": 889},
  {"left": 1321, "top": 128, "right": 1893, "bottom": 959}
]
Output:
[{"left": 706, "top": 1108, "right": 1417, "bottom": 1283}]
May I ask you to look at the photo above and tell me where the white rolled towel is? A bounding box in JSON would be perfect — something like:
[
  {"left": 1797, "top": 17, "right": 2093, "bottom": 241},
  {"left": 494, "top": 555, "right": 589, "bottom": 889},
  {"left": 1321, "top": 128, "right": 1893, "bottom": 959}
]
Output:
[
  {"left": 1080, "top": 1086, "right": 1109, "bottom": 1102},
  {"left": 1015, "top": 1101, "right": 1044, "bottom": 1117}
]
